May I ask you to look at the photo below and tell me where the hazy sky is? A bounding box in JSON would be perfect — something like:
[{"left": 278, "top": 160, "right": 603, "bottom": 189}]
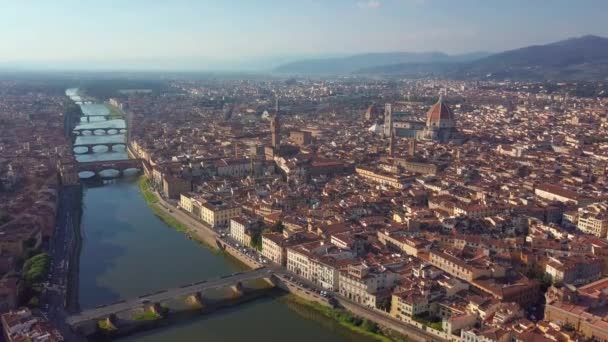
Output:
[{"left": 1, "top": 0, "right": 607, "bottom": 67}]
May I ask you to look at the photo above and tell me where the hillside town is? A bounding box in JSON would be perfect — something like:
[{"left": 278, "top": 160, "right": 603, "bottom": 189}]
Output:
[{"left": 1, "top": 77, "right": 608, "bottom": 341}]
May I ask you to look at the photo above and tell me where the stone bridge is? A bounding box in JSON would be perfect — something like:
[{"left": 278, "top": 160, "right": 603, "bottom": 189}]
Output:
[
  {"left": 73, "top": 142, "right": 126, "bottom": 154},
  {"left": 80, "top": 114, "right": 111, "bottom": 122},
  {"left": 73, "top": 127, "right": 126, "bottom": 135},
  {"left": 66, "top": 267, "right": 273, "bottom": 331},
  {"left": 77, "top": 159, "right": 143, "bottom": 179}
]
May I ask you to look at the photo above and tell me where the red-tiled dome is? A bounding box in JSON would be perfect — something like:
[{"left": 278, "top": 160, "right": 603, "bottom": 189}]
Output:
[
  {"left": 365, "top": 103, "right": 380, "bottom": 118},
  {"left": 426, "top": 98, "right": 455, "bottom": 127}
]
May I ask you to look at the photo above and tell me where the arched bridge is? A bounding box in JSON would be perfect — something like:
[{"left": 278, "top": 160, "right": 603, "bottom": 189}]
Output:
[
  {"left": 80, "top": 115, "right": 111, "bottom": 122},
  {"left": 73, "top": 142, "right": 126, "bottom": 154},
  {"left": 66, "top": 267, "right": 273, "bottom": 327},
  {"left": 77, "top": 159, "right": 143, "bottom": 179},
  {"left": 73, "top": 127, "right": 126, "bottom": 136}
]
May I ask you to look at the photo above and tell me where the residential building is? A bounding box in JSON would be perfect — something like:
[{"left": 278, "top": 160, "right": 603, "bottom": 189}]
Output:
[
  {"left": 545, "top": 256, "right": 603, "bottom": 285},
  {"left": 339, "top": 264, "right": 400, "bottom": 308},
  {"left": 200, "top": 200, "right": 241, "bottom": 228}
]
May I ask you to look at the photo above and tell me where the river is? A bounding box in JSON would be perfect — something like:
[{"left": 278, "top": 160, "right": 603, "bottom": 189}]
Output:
[{"left": 66, "top": 89, "right": 374, "bottom": 342}]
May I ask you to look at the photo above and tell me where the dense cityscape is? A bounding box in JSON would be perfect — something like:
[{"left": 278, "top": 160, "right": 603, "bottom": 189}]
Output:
[
  {"left": 3, "top": 1, "right": 608, "bottom": 341},
  {"left": 0, "top": 74, "right": 607, "bottom": 341}
]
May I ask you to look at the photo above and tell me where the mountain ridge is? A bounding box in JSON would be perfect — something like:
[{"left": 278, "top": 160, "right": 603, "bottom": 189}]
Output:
[
  {"left": 276, "top": 35, "right": 608, "bottom": 80},
  {"left": 273, "top": 51, "right": 490, "bottom": 74}
]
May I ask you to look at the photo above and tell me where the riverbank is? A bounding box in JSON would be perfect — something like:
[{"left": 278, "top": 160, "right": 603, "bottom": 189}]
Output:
[
  {"left": 105, "top": 103, "right": 124, "bottom": 119},
  {"left": 137, "top": 177, "right": 187, "bottom": 233},
  {"left": 284, "top": 295, "right": 408, "bottom": 342}
]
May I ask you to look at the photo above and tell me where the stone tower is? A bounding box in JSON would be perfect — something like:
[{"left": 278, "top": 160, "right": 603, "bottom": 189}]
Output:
[
  {"left": 383, "top": 103, "right": 393, "bottom": 138},
  {"left": 271, "top": 99, "right": 280, "bottom": 148},
  {"left": 408, "top": 139, "right": 417, "bottom": 157}
]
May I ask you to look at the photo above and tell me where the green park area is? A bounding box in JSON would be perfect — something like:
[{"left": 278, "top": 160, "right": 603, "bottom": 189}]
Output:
[
  {"left": 137, "top": 176, "right": 187, "bottom": 232},
  {"left": 138, "top": 176, "right": 159, "bottom": 204},
  {"left": 23, "top": 253, "right": 51, "bottom": 284},
  {"left": 21, "top": 253, "right": 52, "bottom": 308}
]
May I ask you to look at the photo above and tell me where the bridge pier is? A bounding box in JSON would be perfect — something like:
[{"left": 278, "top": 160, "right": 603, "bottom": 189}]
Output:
[
  {"left": 146, "top": 302, "right": 166, "bottom": 317},
  {"left": 101, "top": 314, "right": 118, "bottom": 331},
  {"left": 230, "top": 282, "right": 245, "bottom": 297},
  {"left": 72, "top": 319, "right": 98, "bottom": 336},
  {"left": 186, "top": 292, "right": 205, "bottom": 308}
]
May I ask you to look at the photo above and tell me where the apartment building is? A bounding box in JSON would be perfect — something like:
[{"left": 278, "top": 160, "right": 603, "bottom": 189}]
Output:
[
  {"left": 429, "top": 250, "right": 502, "bottom": 282},
  {"left": 355, "top": 167, "right": 408, "bottom": 189},
  {"left": 286, "top": 241, "right": 353, "bottom": 291},
  {"left": 200, "top": 200, "right": 241, "bottom": 228},
  {"left": 338, "top": 264, "right": 400, "bottom": 308},
  {"left": 230, "top": 217, "right": 254, "bottom": 246},
  {"left": 545, "top": 256, "right": 603, "bottom": 285}
]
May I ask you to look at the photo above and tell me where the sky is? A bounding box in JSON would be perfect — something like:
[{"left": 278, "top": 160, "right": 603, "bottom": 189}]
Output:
[{"left": 1, "top": 0, "right": 607, "bottom": 70}]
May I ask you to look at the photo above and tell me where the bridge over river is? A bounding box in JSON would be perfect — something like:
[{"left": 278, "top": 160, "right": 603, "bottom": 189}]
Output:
[
  {"left": 67, "top": 267, "right": 273, "bottom": 328},
  {"left": 73, "top": 127, "right": 126, "bottom": 135},
  {"left": 80, "top": 114, "right": 112, "bottom": 122},
  {"left": 73, "top": 142, "right": 126, "bottom": 154},
  {"left": 77, "top": 159, "right": 144, "bottom": 179}
]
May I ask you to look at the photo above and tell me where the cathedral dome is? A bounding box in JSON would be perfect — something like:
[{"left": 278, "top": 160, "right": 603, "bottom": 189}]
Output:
[
  {"left": 367, "top": 103, "right": 380, "bottom": 115},
  {"left": 426, "top": 97, "right": 455, "bottom": 128}
]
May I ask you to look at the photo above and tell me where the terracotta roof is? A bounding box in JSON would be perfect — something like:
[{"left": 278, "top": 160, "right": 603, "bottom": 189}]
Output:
[{"left": 426, "top": 98, "right": 454, "bottom": 125}]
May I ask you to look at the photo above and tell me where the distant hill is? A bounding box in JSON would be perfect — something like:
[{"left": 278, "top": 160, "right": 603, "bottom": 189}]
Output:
[
  {"left": 356, "top": 62, "right": 459, "bottom": 77},
  {"left": 278, "top": 35, "right": 608, "bottom": 80},
  {"left": 273, "top": 52, "right": 489, "bottom": 74},
  {"left": 455, "top": 35, "right": 608, "bottom": 80}
]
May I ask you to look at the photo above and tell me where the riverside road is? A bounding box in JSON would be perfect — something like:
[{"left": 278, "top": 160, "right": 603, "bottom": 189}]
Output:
[{"left": 40, "top": 185, "right": 84, "bottom": 341}]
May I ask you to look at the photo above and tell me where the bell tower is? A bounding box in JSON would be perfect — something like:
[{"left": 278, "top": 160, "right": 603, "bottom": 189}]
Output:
[
  {"left": 383, "top": 103, "right": 393, "bottom": 138},
  {"left": 271, "top": 98, "right": 280, "bottom": 148}
]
